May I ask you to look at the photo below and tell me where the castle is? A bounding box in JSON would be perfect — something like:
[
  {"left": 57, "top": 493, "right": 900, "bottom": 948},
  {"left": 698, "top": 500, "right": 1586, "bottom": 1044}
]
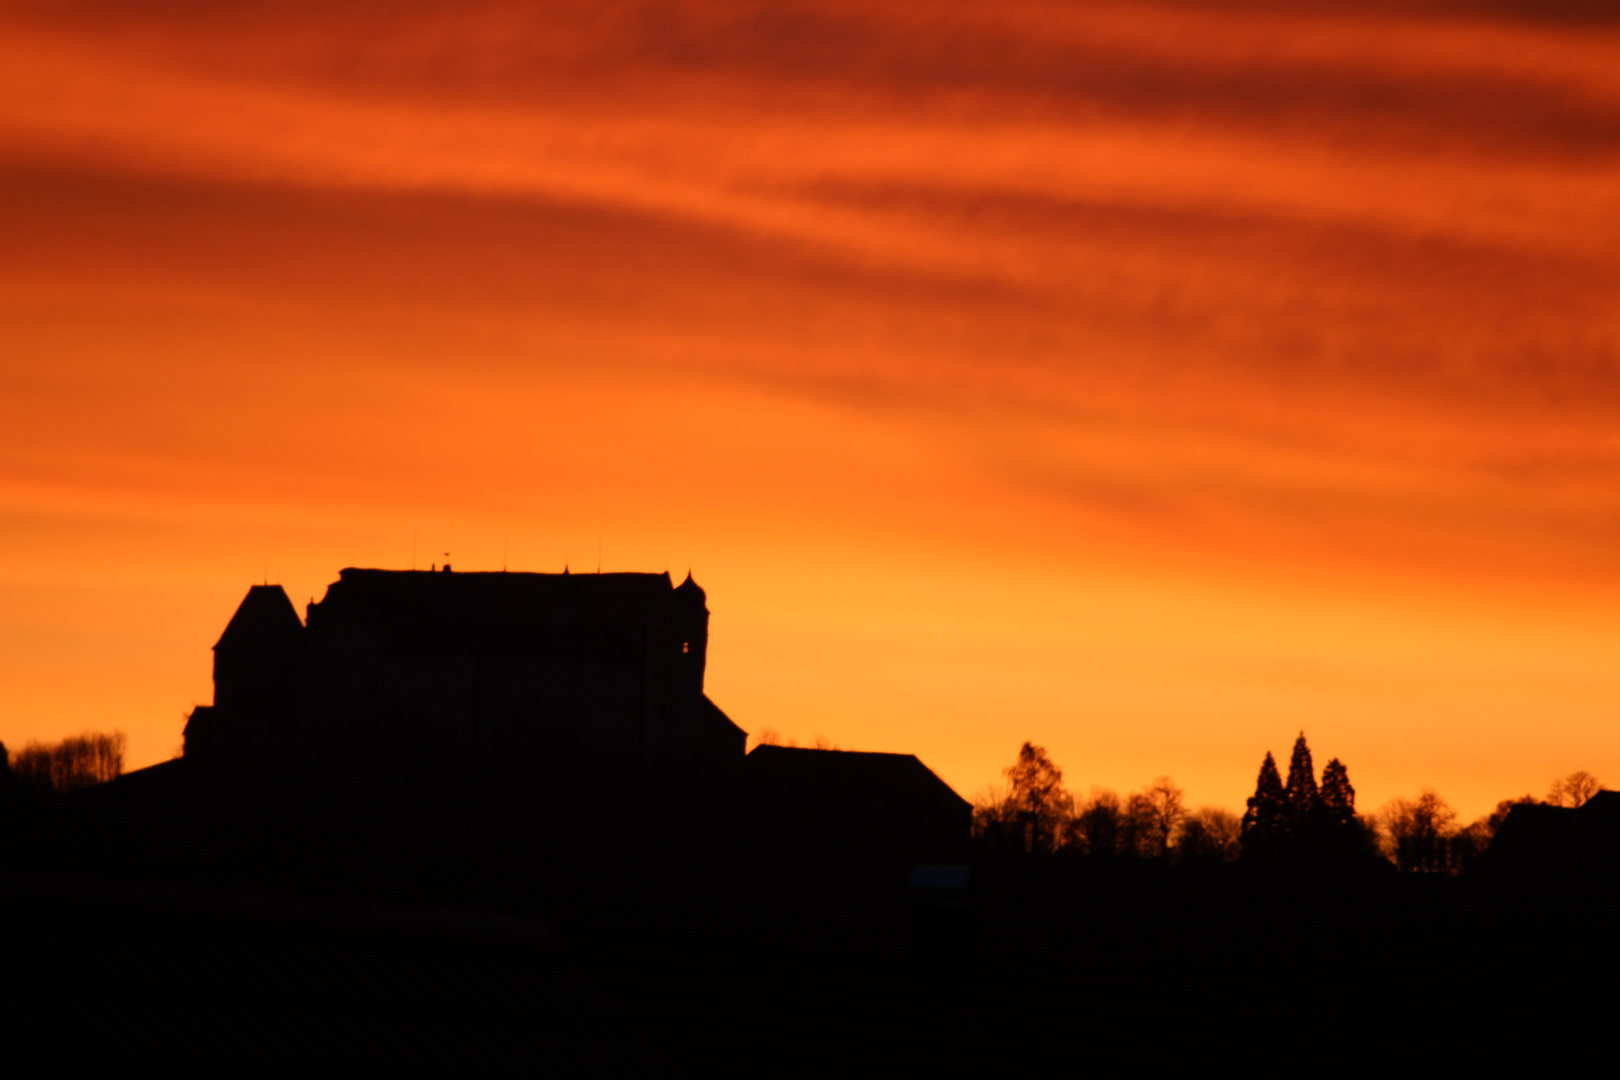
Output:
[
  {"left": 184, "top": 564, "right": 970, "bottom": 859},
  {"left": 186, "top": 566, "right": 746, "bottom": 767}
]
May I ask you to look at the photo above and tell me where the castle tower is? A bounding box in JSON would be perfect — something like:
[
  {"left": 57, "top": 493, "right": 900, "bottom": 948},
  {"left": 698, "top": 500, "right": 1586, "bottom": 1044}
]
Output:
[
  {"left": 671, "top": 571, "right": 709, "bottom": 702},
  {"left": 212, "top": 584, "right": 304, "bottom": 722}
]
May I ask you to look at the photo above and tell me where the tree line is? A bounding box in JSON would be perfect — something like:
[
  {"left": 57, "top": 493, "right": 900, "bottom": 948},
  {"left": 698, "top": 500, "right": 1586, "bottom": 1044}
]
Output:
[
  {"left": 973, "top": 734, "right": 1606, "bottom": 873},
  {"left": 1, "top": 731, "right": 126, "bottom": 800},
  {"left": 972, "top": 742, "right": 1241, "bottom": 863},
  {"left": 1, "top": 724, "right": 1603, "bottom": 877}
]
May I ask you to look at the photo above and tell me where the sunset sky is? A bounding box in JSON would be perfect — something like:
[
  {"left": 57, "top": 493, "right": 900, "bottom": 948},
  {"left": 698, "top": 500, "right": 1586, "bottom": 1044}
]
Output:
[{"left": 3, "top": 0, "right": 1619, "bottom": 821}]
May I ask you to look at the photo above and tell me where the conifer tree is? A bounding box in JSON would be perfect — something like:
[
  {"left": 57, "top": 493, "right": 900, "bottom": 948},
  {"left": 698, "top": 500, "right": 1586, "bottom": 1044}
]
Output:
[
  {"left": 1282, "top": 732, "right": 1320, "bottom": 845},
  {"left": 1240, "top": 751, "right": 1286, "bottom": 861},
  {"left": 1317, "top": 756, "right": 1362, "bottom": 858},
  {"left": 1283, "top": 731, "right": 1321, "bottom": 835},
  {"left": 1319, "top": 758, "right": 1355, "bottom": 828}
]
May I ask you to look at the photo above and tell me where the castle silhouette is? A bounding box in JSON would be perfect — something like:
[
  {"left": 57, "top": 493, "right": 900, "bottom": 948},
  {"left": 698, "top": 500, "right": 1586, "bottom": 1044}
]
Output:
[
  {"left": 182, "top": 565, "right": 969, "bottom": 859},
  {"left": 185, "top": 567, "right": 744, "bottom": 768}
]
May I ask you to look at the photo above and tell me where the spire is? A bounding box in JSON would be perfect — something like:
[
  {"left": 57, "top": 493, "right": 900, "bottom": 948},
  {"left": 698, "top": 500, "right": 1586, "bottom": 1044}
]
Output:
[{"left": 674, "top": 570, "right": 705, "bottom": 603}]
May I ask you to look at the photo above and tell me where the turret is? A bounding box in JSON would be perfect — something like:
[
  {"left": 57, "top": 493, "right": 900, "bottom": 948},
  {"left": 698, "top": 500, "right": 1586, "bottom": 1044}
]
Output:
[
  {"left": 671, "top": 572, "right": 709, "bottom": 701},
  {"left": 212, "top": 584, "right": 304, "bottom": 722}
]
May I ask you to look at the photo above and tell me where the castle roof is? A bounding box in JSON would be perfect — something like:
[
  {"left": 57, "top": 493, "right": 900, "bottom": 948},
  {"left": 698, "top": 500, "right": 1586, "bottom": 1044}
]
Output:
[
  {"left": 214, "top": 585, "right": 304, "bottom": 652},
  {"left": 745, "top": 745, "right": 970, "bottom": 809},
  {"left": 307, "top": 568, "right": 692, "bottom": 630},
  {"left": 698, "top": 696, "right": 747, "bottom": 744},
  {"left": 673, "top": 571, "right": 706, "bottom": 607}
]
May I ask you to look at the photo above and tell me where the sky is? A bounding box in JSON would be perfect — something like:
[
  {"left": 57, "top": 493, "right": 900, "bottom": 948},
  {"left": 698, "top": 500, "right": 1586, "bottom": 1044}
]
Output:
[{"left": 2, "top": 0, "right": 1619, "bottom": 821}]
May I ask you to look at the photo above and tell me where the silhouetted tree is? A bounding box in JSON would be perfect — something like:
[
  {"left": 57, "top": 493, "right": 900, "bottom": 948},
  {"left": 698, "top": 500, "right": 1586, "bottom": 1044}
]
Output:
[
  {"left": 1123, "top": 791, "right": 1160, "bottom": 858},
  {"left": 1319, "top": 758, "right": 1355, "bottom": 829},
  {"left": 1282, "top": 733, "right": 1319, "bottom": 843},
  {"left": 1545, "top": 771, "right": 1602, "bottom": 808},
  {"left": 1073, "top": 789, "right": 1124, "bottom": 858},
  {"left": 1138, "top": 777, "right": 1187, "bottom": 858},
  {"left": 1380, "top": 790, "right": 1457, "bottom": 873},
  {"left": 1004, "top": 743, "right": 1072, "bottom": 855},
  {"left": 1240, "top": 752, "right": 1286, "bottom": 861},
  {"left": 1175, "top": 807, "right": 1241, "bottom": 863},
  {"left": 1314, "top": 756, "right": 1370, "bottom": 858},
  {"left": 1449, "top": 819, "right": 1494, "bottom": 875},
  {"left": 971, "top": 783, "right": 1020, "bottom": 852},
  {"left": 11, "top": 731, "right": 125, "bottom": 797},
  {"left": 0, "top": 740, "right": 16, "bottom": 825},
  {"left": 973, "top": 743, "right": 1073, "bottom": 856}
]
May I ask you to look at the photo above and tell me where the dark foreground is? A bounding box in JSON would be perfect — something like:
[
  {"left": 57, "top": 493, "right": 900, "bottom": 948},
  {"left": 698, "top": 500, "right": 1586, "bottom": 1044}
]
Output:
[{"left": 5, "top": 759, "right": 1616, "bottom": 1070}]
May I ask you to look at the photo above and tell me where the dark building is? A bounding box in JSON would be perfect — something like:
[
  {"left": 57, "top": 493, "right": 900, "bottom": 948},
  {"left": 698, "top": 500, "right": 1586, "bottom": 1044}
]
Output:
[
  {"left": 744, "top": 745, "right": 972, "bottom": 862},
  {"left": 186, "top": 567, "right": 746, "bottom": 769},
  {"left": 1487, "top": 789, "right": 1620, "bottom": 882}
]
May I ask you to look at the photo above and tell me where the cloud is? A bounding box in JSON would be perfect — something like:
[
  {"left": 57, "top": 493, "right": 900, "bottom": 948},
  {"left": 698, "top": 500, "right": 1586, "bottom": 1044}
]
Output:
[{"left": 3, "top": 0, "right": 1620, "bottom": 583}]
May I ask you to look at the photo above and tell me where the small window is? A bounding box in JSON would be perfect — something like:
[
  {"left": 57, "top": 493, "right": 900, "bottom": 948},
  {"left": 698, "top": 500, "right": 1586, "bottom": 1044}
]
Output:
[{"left": 682, "top": 642, "right": 689, "bottom": 654}]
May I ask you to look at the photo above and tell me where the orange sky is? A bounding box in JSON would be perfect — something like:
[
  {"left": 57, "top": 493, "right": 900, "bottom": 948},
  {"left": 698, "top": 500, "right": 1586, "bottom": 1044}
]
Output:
[{"left": 3, "top": 0, "right": 1619, "bottom": 821}]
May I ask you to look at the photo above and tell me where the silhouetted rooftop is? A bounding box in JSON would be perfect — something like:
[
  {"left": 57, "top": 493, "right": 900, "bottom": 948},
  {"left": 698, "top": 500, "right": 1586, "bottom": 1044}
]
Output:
[
  {"left": 746, "top": 746, "right": 970, "bottom": 809},
  {"left": 1488, "top": 788, "right": 1620, "bottom": 880},
  {"left": 1583, "top": 790, "right": 1620, "bottom": 817},
  {"left": 214, "top": 585, "right": 304, "bottom": 651},
  {"left": 697, "top": 697, "right": 746, "bottom": 745},
  {"left": 307, "top": 568, "right": 698, "bottom": 630}
]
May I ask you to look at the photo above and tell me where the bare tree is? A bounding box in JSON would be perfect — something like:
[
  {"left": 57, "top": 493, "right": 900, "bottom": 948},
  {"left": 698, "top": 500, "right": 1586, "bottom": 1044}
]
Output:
[
  {"left": 1449, "top": 819, "right": 1495, "bottom": 875},
  {"left": 10, "top": 731, "right": 126, "bottom": 797},
  {"left": 1138, "top": 777, "right": 1188, "bottom": 858},
  {"left": 1003, "top": 743, "right": 1073, "bottom": 855},
  {"left": 1379, "top": 790, "right": 1457, "bottom": 873},
  {"left": 0, "top": 740, "right": 16, "bottom": 800},
  {"left": 1176, "top": 807, "right": 1242, "bottom": 862},
  {"left": 971, "top": 782, "right": 1017, "bottom": 850},
  {"left": 1546, "top": 771, "right": 1603, "bottom": 808},
  {"left": 1072, "top": 789, "right": 1124, "bottom": 858},
  {"left": 1123, "top": 791, "right": 1158, "bottom": 858},
  {"left": 971, "top": 744, "right": 1076, "bottom": 856}
]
